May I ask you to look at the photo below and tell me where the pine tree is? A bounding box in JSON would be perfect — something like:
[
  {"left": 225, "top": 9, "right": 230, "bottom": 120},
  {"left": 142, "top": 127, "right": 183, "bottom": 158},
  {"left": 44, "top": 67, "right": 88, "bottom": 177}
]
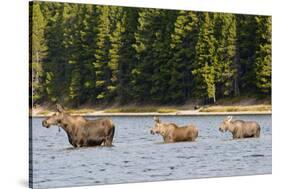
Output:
[
  {"left": 63, "top": 4, "right": 83, "bottom": 107},
  {"left": 116, "top": 8, "right": 138, "bottom": 104},
  {"left": 236, "top": 15, "right": 257, "bottom": 94},
  {"left": 42, "top": 2, "right": 67, "bottom": 103},
  {"left": 254, "top": 16, "right": 272, "bottom": 94},
  {"left": 107, "top": 7, "right": 139, "bottom": 104},
  {"left": 132, "top": 9, "right": 161, "bottom": 102},
  {"left": 30, "top": 2, "right": 47, "bottom": 106},
  {"left": 79, "top": 5, "right": 99, "bottom": 104},
  {"left": 168, "top": 10, "right": 199, "bottom": 103},
  {"left": 132, "top": 8, "right": 175, "bottom": 103},
  {"left": 149, "top": 10, "right": 177, "bottom": 103},
  {"left": 214, "top": 13, "right": 237, "bottom": 97},
  {"left": 93, "top": 6, "right": 112, "bottom": 102},
  {"left": 107, "top": 7, "right": 124, "bottom": 101},
  {"left": 192, "top": 13, "right": 217, "bottom": 103}
]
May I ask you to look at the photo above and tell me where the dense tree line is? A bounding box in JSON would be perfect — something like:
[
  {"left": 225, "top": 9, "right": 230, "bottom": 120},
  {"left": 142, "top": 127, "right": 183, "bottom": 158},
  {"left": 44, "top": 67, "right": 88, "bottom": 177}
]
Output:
[{"left": 30, "top": 2, "right": 271, "bottom": 107}]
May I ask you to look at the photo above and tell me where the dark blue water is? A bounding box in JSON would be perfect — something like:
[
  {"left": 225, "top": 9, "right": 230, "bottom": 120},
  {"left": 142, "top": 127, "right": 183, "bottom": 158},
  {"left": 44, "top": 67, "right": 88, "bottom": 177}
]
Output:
[{"left": 30, "top": 115, "right": 272, "bottom": 188}]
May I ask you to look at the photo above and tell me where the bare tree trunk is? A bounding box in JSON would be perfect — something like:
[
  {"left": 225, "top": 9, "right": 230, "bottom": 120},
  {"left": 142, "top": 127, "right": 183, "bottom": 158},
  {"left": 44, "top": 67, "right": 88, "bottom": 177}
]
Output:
[
  {"left": 233, "top": 52, "right": 240, "bottom": 96},
  {"left": 234, "top": 76, "right": 240, "bottom": 96},
  {"left": 213, "top": 85, "right": 216, "bottom": 103}
]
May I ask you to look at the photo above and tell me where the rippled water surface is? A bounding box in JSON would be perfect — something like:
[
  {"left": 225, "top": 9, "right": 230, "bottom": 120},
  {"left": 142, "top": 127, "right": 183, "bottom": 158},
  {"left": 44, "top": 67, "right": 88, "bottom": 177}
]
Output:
[{"left": 30, "top": 115, "right": 272, "bottom": 188}]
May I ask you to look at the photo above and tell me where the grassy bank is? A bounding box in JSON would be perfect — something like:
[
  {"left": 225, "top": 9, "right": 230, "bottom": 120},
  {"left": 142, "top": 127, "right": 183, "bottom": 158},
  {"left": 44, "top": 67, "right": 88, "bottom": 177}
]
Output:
[
  {"left": 31, "top": 96, "right": 271, "bottom": 116},
  {"left": 32, "top": 104, "right": 271, "bottom": 117},
  {"left": 198, "top": 105, "right": 271, "bottom": 112},
  {"left": 104, "top": 107, "right": 178, "bottom": 113}
]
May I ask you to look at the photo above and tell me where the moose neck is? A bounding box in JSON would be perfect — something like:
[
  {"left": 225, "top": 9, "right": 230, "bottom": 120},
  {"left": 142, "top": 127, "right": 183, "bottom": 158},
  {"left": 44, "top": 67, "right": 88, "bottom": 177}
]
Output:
[
  {"left": 227, "top": 121, "right": 235, "bottom": 132},
  {"left": 59, "top": 113, "right": 76, "bottom": 135},
  {"left": 159, "top": 124, "right": 169, "bottom": 138}
]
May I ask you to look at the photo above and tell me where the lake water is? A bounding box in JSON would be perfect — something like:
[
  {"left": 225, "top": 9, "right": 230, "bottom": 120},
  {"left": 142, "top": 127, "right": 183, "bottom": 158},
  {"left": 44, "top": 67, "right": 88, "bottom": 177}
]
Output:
[{"left": 30, "top": 115, "right": 272, "bottom": 188}]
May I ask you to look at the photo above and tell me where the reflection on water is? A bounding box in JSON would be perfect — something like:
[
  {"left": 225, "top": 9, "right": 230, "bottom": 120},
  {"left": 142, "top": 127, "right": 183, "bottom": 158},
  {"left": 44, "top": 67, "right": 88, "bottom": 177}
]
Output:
[{"left": 30, "top": 115, "right": 272, "bottom": 188}]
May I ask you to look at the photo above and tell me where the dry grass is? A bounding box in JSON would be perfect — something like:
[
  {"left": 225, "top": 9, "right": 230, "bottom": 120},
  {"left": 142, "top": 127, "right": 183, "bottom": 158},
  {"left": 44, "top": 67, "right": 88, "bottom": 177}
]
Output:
[
  {"left": 199, "top": 105, "right": 271, "bottom": 112},
  {"left": 157, "top": 108, "right": 178, "bottom": 113},
  {"left": 32, "top": 98, "right": 271, "bottom": 116},
  {"left": 104, "top": 107, "right": 178, "bottom": 113},
  {"left": 67, "top": 108, "right": 96, "bottom": 114}
]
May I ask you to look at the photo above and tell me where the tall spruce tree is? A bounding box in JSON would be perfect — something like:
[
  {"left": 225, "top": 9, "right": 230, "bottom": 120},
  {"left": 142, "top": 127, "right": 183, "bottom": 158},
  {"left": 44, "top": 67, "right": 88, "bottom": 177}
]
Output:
[
  {"left": 79, "top": 5, "right": 99, "bottom": 104},
  {"left": 93, "top": 6, "right": 111, "bottom": 102},
  {"left": 132, "top": 8, "right": 161, "bottom": 102},
  {"left": 43, "top": 2, "right": 68, "bottom": 103},
  {"left": 168, "top": 10, "right": 199, "bottom": 103},
  {"left": 236, "top": 15, "right": 257, "bottom": 94},
  {"left": 62, "top": 4, "right": 84, "bottom": 107},
  {"left": 214, "top": 13, "right": 237, "bottom": 98},
  {"left": 149, "top": 10, "right": 177, "bottom": 103},
  {"left": 107, "top": 7, "right": 124, "bottom": 101},
  {"left": 108, "top": 7, "right": 138, "bottom": 104},
  {"left": 192, "top": 13, "right": 217, "bottom": 103},
  {"left": 254, "top": 16, "right": 272, "bottom": 94},
  {"left": 30, "top": 2, "right": 47, "bottom": 106}
]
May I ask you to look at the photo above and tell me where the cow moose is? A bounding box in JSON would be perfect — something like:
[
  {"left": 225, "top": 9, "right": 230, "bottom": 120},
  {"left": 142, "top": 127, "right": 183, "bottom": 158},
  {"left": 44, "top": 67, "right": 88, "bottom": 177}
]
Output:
[{"left": 42, "top": 104, "right": 115, "bottom": 148}]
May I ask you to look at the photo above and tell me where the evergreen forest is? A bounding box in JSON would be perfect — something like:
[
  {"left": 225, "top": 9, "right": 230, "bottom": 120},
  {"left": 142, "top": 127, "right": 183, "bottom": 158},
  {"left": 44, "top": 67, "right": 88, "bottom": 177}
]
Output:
[{"left": 30, "top": 2, "right": 272, "bottom": 107}]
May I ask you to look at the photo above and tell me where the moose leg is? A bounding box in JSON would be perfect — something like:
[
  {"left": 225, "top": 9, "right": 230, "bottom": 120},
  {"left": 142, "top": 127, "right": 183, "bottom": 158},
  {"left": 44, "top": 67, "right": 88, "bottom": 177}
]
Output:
[
  {"left": 103, "top": 137, "right": 113, "bottom": 146},
  {"left": 108, "top": 126, "right": 115, "bottom": 146},
  {"left": 78, "top": 139, "right": 85, "bottom": 147},
  {"left": 100, "top": 140, "right": 106, "bottom": 146},
  {"left": 103, "top": 126, "right": 115, "bottom": 146},
  {"left": 255, "top": 127, "right": 261, "bottom": 138}
]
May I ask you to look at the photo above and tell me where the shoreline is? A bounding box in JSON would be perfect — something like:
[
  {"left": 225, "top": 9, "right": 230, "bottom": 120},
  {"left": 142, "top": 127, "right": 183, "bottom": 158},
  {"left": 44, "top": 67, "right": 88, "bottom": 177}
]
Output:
[{"left": 31, "top": 111, "right": 272, "bottom": 118}]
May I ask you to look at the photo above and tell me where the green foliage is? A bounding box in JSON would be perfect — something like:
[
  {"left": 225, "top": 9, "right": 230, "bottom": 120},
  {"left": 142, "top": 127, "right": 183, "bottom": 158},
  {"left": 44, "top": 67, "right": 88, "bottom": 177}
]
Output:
[
  {"left": 131, "top": 8, "right": 161, "bottom": 102},
  {"left": 214, "top": 13, "right": 237, "bottom": 97},
  {"left": 168, "top": 11, "right": 199, "bottom": 103},
  {"left": 193, "top": 13, "right": 217, "bottom": 102},
  {"left": 30, "top": 2, "right": 47, "bottom": 105},
  {"left": 236, "top": 15, "right": 258, "bottom": 93},
  {"left": 30, "top": 2, "right": 272, "bottom": 107},
  {"left": 254, "top": 16, "right": 272, "bottom": 94}
]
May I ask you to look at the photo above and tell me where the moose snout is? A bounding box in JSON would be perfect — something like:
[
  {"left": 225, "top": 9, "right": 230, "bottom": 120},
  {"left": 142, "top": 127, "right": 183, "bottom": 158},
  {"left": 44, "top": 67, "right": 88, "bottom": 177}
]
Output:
[
  {"left": 219, "top": 127, "right": 223, "bottom": 132},
  {"left": 42, "top": 120, "right": 49, "bottom": 128}
]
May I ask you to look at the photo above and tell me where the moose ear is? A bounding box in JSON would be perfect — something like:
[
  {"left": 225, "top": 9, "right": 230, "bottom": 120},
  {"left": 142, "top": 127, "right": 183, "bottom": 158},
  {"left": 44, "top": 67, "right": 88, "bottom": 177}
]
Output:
[
  {"left": 226, "top": 116, "right": 233, "bottom": 122},
  {"left": 154, "top": 116, "right": 160, "bottom": 123},
  {"left": 56, "top": 104, "right": 65, "bottom": 113}
]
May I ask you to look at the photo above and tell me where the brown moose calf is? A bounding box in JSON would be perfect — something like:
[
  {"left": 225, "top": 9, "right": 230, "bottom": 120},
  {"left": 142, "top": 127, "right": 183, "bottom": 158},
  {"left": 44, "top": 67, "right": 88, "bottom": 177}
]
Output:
[
  {"left": 219, "top": 116, "right": 261, "bottom": 139},
  {"left": 150, "top": 117, "right": 198, "bottom": 143}
]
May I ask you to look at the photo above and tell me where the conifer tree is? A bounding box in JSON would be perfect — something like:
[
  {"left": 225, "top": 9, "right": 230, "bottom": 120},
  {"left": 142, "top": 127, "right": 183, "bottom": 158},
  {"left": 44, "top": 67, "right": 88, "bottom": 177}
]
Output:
[
  {"left": 63, "top": 4, "right": 83, "bottom": 106},
  {"left": 149, "top": 10, "right": 177, "bottom": 103},
  {"left": 79, "top": 5, "right": 99, "bottom": 103},
  {"left": 132, "top": 9, "right": 161, "bottom": 102},
  {"left": 30, "top": 2, "right": 47, "bottom": 105},
  {"left": 42, "top": 3, "right": 67, "bottom": 103},
  {"left": 192, "top": 13, "right": 217, "bottom": 103},
  {"left": 94, "top": 6, "right": 111, "bottom": 102},
  {"left": 116, "top": 8, "right": 138, "bottom": 104},
  {"left": 168, "top": 11, "right": 199, "bottom": 103},
  {"left": 254, "top": 16, "right": 272, "bottom": 94},
  {"left": 108, "top": 7, "right": 138, "bottom": 104},
  {"left": 107, "top": 7, "right": 124, "bottom": 101},
  {"left": 214, "top": 13, "right": 237, "bottom": 97},
  {"left": 236, "top": 15, "right": 257, "bottom": 93}
]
